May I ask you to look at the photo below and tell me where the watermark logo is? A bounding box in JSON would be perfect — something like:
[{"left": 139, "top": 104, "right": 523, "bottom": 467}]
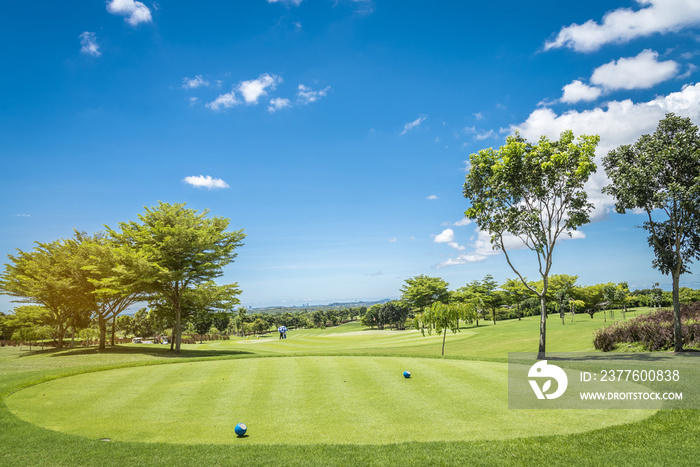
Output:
[{"left": 528, "top": 360, "right": 568, "bottom": 400}]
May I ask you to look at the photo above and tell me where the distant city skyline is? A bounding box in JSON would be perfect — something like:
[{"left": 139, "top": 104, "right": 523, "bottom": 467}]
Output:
[{"left": 2, "top": 1, "right": 700, "bottom": 310}]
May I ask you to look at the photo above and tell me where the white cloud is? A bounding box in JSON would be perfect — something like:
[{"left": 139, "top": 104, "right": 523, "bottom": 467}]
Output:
[
  {"left": 239, "top": 74, "right": 282, "bottom": 104},
  {"left": 297, "top": 84, "right": 330, "bottom": 104},
  {"left": 433, "top": 229, "right": 465, "bottom": 251},
  {"left": 475, "top": 129, "right": 497, "bottom": 140},
  {"left": 545, "top": 0, "right": 700, "bottom": 52},
  {"left": 514, "top": 82, "right": 700, "bottom": 221},
  {"left": 79, "top": 32, "right": 100, "bottom": 57},
  {"left": 182, "top": 75, "right": 209, "bottom": 89},
  {"left": 426, "top": 195, "right": 439, "bottom": 200},
  {"left": 438, "top": 228, "right": 585, "bottom": 268},
  {"left": 678, "top": 64, "right": 698, "bottom": 80},
  {"left": 15, "top": 214, "right": 31, "bottom": 217},
  {"left": 401, "top": 115, "right": 426, "bottom": 135},
  {"left": 107, "top": 0, "right": 153, "bottom": 26},
  {"left": 454, "top": 218, "right": 472, "bottom": 227},
  {"left": 591, "top": 49, "right": 679, "bottom": 90},
  {"left": 183, "top": 175, "right": 230, "bottom": 189},
  {"left": 442, "top": 83, "right": 700, "bottom": 269},
  {"left": 267, "top": 0, "right": 303, "bottom": 5},
  {"left": 268, "top": 97, "right": 291, "bottom": 112},
  {"left": 206, "top": 92, "right": 238, "bottom": 111},
  {"left": 389, "top": 237, "right": 398, "bottom": 242},
  {"left": 561, "top": 80, "right": 602, "bottom": 103}
]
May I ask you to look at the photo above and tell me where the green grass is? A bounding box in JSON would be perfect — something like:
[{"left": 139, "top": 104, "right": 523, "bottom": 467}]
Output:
[
  {"left": 5, "top": 356, "right": 649, "bottom": 444},
  {"left": 1, "top": 309, "right": 698, "bottom": 466}
]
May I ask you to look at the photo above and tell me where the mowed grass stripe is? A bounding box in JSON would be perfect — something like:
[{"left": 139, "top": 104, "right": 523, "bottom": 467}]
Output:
[{"left": 6, "top": 356, "right": 653, "bottom": 445}]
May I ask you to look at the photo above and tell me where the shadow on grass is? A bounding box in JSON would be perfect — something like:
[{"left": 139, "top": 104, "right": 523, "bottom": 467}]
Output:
[
  {"left": 18, "top": 345, "right": 254, "bottom": 359},
  {"left": 543, "top": 350, "right": 700, "bottom": 362}
]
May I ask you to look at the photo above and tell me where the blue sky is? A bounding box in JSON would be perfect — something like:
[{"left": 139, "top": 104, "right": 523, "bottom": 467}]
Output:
[{"left": 2, "top": 0, "right": 700, "bottom": 309}]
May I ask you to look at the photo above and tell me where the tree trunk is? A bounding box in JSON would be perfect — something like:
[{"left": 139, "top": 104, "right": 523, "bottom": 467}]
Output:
[
  {"left": 98, "top": 315, "right": 107, "bottom": 350},
  {"left": 56, "top": 319, "right": 65, "bottom": 349},
  {"left": 173, "top": 282, "right": 182, "bottom": 353},
  {"left": 441, "top": 326, "right": 447, "bottom": 356},
  {"left": 672, "top": 271, "right": 683, "bottom": 352},
  {"left": 492, "top": 307, "right": 496, "bottom": 325},
  {"left": 538, "top": 294, "right": 546, "bottom": 359},
  {"left": 175, "top": 303, "right": 182, "bottom": 353},
  {"left": 111, "top": 315, "right": 116, "bottom": 346}
]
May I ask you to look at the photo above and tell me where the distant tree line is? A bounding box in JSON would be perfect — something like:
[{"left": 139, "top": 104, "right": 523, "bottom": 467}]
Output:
[{"left": 364, "top": 273, "right": 700, "bottom": 356}]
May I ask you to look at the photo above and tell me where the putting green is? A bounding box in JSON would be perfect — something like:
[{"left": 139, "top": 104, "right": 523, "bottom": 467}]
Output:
[{"left": 6, "top": 356, "right": 653, "bottom": 445}]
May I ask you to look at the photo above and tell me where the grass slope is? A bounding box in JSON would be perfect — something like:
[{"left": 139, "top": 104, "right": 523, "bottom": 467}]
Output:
[{"left": 1, "top": 309, "right": 698, "bottom": 466}]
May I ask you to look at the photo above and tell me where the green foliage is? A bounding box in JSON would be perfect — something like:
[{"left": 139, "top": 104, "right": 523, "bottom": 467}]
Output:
[
  {"left": 414, "top": 302, "right": 474, "bottom": 356},
  {"left": 603, "top": 113, "right": 700, "bottom": 351},
  {"left": 115, "top": 315, "right": 134, "bottom": 337},
  {"left": 0, "top": 240, "right": 84, "bottom": 348},
  {"left": 463, "top": 130, "right": 598, "bottom": 261},
  {"left": 463, "top": 130, "right": 598, "bottom": 356},
  {"left": 400, "top": 275, "right": 450, "bottom": 313},
  {"left": 63, "top": 232, "right": 146, "bottom": 349},
  {"left": 361, "top": 301, "right": 412, "bottom": 330},
  {"left": 108, "top": 202, "right": 245, "bottom": 352},
  {"left": 500, "top": 277, "right": 533, "bottom": 320}
]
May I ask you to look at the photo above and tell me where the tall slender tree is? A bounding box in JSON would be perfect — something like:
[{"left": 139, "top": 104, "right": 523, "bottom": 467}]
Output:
[
  {"left": 463, "top": 130, "right": 598, "bottom": 358},
  {"left": 603, "top": 113, "right": 700, "bottom": 352}
]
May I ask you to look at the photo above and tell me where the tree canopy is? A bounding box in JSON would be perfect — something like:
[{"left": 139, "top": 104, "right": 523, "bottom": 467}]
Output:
[{"left": 400, "top": 275, "right": 450, "bottom": 313}]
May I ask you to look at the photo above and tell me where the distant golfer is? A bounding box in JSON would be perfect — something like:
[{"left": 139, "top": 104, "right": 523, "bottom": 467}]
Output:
[
  {"left": 281, "top": 325, "right": 288, "bottom": 339},
  {"left": 278, "top": 326, "right": 285, "bottom": 339}
]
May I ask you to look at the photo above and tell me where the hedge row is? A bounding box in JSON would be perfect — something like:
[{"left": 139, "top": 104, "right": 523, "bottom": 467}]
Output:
[{"left": 593, "top": 302, "right": 700, "bottom": 351}]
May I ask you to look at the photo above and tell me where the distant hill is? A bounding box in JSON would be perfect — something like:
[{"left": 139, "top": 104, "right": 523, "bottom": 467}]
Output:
[{"left": 252, "top": 299, "right": 392, "bottom": 315}]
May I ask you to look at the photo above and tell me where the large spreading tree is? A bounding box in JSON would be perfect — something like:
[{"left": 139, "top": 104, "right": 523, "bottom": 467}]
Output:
[
  {"left": 603, "top": 113, "right": 700, "bottom": 352},
  {"left": 64, "top": 232, "right": 147, "bottom": 349},
  {"left": 0, "top": 240, "right": 85, "bottom": 348},
  {"left": 463, "top": 130, "right": 599, "bottom": 358},
  {"left": 108, "top": 202, "right": 245, "bottom": 352}
]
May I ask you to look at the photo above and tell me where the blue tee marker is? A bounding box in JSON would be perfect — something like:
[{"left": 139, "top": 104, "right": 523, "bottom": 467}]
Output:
[
  {"left": 403, "top": 371, "right": 411, "bottom": 378},
  {"left": 235, "top": 423, "right": 247, "bottom": 437}
]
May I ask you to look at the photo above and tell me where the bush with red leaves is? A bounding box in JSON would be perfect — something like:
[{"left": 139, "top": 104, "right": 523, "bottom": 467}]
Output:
[{"left": 593, "top": 302, "right": 700, "bottom": 351}]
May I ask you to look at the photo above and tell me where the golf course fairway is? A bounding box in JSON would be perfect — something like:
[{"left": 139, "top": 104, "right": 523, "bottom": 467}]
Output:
[{"left": 6, "top": 356, "right": 653, "bottom": 445}]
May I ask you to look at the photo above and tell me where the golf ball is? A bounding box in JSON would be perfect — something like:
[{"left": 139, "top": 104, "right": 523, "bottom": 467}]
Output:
[
  {"left": 403, "top": 371, "right": 411, "bottom": 378},
  {"left": 235, "top": 423, "right": 247, "bottom": 436}
]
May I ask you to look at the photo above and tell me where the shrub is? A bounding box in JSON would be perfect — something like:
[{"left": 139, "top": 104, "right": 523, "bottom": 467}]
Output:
[{"left": 593, "top": 302, "right": 700, "bottom": 351}]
